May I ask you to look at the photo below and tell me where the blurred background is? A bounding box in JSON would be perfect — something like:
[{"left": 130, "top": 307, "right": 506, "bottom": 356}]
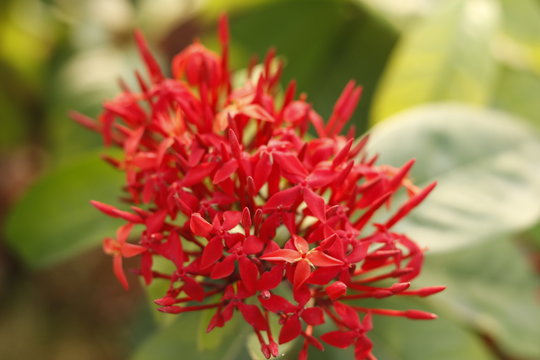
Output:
[{"left": 1, "top": 0, "right": 540, "bottom": 359}]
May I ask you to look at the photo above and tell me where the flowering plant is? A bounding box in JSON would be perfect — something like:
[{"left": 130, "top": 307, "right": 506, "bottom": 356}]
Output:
[{"left": 74, "top": 15, "right": 443, "bottom": 360}]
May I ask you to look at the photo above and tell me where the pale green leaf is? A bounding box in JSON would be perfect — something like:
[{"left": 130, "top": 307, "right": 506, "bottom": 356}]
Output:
[
  {"left": 370, "top": 300, "right": 495, "bottom": 360},
  {"left": 491, "top": 65, "right": 540, "bottom": 127},
  {"left": 131, "top": 311, "right": 250, "bottom": 360},
  {"left": 497, "top": 0, "right": 540, "bottom": 75},
  {"left": 370, "top": 0, "right": 499, "bottom": 123},
  {"left": 367, "top": 104, "right": 540, "bottom": 251},
  {"left": 5, "top": 150, "right": 124, "bottom": 267},
  {"left": 421, "top": 239, "right": 540, "bottom": 358}
]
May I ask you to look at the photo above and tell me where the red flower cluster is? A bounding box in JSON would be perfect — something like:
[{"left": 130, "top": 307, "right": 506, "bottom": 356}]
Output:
[{"left": 74, "top": 16, "right": 443, "bottom": 360}]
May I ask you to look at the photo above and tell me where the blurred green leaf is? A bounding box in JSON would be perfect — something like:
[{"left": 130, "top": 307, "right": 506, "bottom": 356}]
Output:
[
  {"left": 209, "top": 0, "right": 397, "bottom": 132},
  {"left": 370, "top": 0, "right": 498, "bottom": 123},
  {"left": 370, "top": 299, "right": 495, "bottom": 360},
  {"left": 307, "top": 297, "right": 494, "bottom": 360},
  {"left": 5, "top": 150, "right": 124, "bottom": 267},
  {"left": 491, "top": 64, "right": 540, "bottom": 127},
  {"left": 368, "top": 104, "right": 540, "bottom": 251},
  {"left": 422, "top": 239, "right": 540, "bottom": 358},
  {"left": 131, "top": 311, "right": 250, "bottom": 360},
  {"left": 0, "top": 88, "right": 27, "bottom": 149},
  {"left": 498, "top": 0, "right": 540, "bottom": 75},
  {"left": 46, "top": 46, "right": 144, "bottom": 163}
]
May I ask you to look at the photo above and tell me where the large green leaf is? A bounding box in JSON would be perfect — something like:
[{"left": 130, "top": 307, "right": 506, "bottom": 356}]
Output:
[
  {"left": 491, "top": 64, "right": 540, "bottom": 127},
  {"left": 5, "top": 150, "right": 124, "bottom": 267},
  {"left": 370, "top": 0, "right": 499, "bottom": 123},
  {"left": 131, "top": 311, "right": 250, "bottom": 360},
  {"left": 307, "top": 297, "right": 494, "bottom": 360},
  {"left": 206, "top": 0, "right": 397, "bottom": 132},
  {"left": 370, "top": 300, "right": 495, "bottom": 360},
  {"left": 421, "top": 239, "right": 540, "bottom": 358},
  {"left": 367, "top": 104, "right": 540, "bottom": 251},
  {"left": 498, "top": 0, "right": 540, "bottom": 75}
]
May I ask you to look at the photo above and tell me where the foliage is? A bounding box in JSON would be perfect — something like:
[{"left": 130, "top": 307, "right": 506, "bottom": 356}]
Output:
[{"left": 2, "top": 0, "right": 540, "bottom": 359}]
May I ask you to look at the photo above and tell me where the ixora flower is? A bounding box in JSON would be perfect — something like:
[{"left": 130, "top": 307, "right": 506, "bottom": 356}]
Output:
[{"left": 73, "top": 15, "right": 444, "bottom": 360}]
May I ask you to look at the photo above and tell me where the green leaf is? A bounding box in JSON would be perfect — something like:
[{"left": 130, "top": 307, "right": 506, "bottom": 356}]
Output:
[
  {"left": 131, "top": 311, "right": 250, "bottom": 360},
  {"left": 5, "top": 150, "right": 124, "bottom": 267},
  {"left": 421, "top": 239, "right": 540, "bottom": 358},
  {"left": 498, "top": 0, "right": 540, "bottom": 75},
  {"left": 370, "top": 0, "right": 499, "bottom": 123},
  {"left": 367, "top": 104, "right": 540, "bottom": 251},
  {"left": 206, "top": 0, "right": 397, "bottom": 132},
  {"left": 491, "top": 64, "right": 540, "bottom": 127},
  {"left": 370, "top": 302, "right": 495, "bottom": 360},
  {"left": 308, "top": 297, "right": 494, "bottom": 360}
]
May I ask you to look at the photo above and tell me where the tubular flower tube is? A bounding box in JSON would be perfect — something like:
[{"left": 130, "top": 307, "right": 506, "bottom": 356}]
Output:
[{"left": 76, "top": 15, "right": 444, "bottom": 360}]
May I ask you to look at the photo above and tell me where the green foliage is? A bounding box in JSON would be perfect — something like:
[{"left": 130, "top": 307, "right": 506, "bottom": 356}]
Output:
[
  {"left": 368, "top": 104, "right": 540, "bottom": 252},
  {"left": 3, "top": 0, "right": 540, "bottom": 359},
  {"left": 221, "top": 0, "right": 397, "bottom": 131},
  {"left": 369, "top": 300, "right": 495, "bottom": 360},
  {"left": 5, "top": 151, "right": 124, "bottom": 267},
  {"left": 131, "top": 311, "right": 250, "bottom": 360},
  {"left": 422, "top": 239, "right": 540, "bottom": 358},
  {"left": 492, "top": 65, "right": 540, "bottom": 127},
  {"left": 370, "top": 0, "right": 498, "bottom": 123}
]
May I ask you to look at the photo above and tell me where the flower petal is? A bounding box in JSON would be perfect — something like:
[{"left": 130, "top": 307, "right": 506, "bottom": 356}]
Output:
[
  {"left": 293, "top": 259, "right": 311, "bottom": 289},
  {"left": 261, "top": 249, "right": 301, "bottom": 263},
  {"left": 321, "top": 331, "right": 356, "bottom": 349},
  {"left": 279, "top": 315, "right": 302, "bottom": 344}
]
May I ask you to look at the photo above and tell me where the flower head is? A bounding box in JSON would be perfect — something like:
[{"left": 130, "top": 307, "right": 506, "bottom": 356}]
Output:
[{"left": 75, "top": 15, "right": 444, "bottom": 360}]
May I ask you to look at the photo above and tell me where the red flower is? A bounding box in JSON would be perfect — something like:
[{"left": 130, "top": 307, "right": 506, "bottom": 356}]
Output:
[{"left": 76, "top": 14, "right": 443, "bottom": 360}]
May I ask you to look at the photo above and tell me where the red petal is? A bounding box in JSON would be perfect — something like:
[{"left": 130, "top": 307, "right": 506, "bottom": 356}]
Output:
[
  {"left": 307, "top": 250, "right": 343, "bottom": 267},
  {"left": 257, "top": 264, "right": 284, "bottom": 291},
  {"left": 321, "top": 331, "right": 356, "bottom": 348},
  {"left": 91, "top": 200, "right": 142, "bottom": 223},
  {"left": 120, "top": 243, "right": 146, "bottom": 258},
  {"left": 182, "top": 276, "right": 205, "bottom": 301},
  {"left": 155, "top": 231, "right": 184, "bottom": 267},
  {"left": 146, "top": 209, "right": 167, "bottom": 234},
  {"left": 261, "top": 249, "right": 301, "bottom": 263},
  {"left": 325, "top": 281, "right": 347, "bottom": 300},
  {"left": 210, "top": 254, "right": 236, "bottom": 279},
  {"left": 190, "top": 213, "right": 213, "bottom": 237},
  {"left": 386, "top": 182, "right": 437, "bottom": 228},
  {"left": 303, "top": 188, "right": 326, "bottom": 221},
  {"left": 292, "top": 235, "right": 309, "bottom": 254},
  {"left": 239, "top": 257, "right": 259, "bottom": 293},
  {"left": 241, "top": 207, "right": 252, "bottom": 234},
  {"left": 182, "top": 162, "right": 217, "bottom": 187},
  {"left": 222, "top": 210, "right": 242, "bottom": 230},
  {"left": 293, "top": 284, "right": 311, "bottom": 306},
  {"left": 240, "top": 104, "right": 275, "bottom": 122},
  {"left": 332, "top": 138, "right": 353, "bottom": 167},
  {"left": 115, "top": 223, "right": 134, "bottom": 244},
  {"left": 259, "top": 294, "right": 296, "bottom": 313},
  {"left": 273, "top": 152, "right": 308, "bottom": 179},
  {"left": 279, "top": 315, "right": 302, "bottom": 344},
  {"left": 264, "top": 186, "right": 301, "bottom": 210},
  {"left": 201, "top": 238, "right": 224, "bottom": 269},
  {"left": 213, "top": 158, "right": 238, "bottom": 184},
  {"left": 112, "top": 255, "right": 129, "bottom": 290},
  {"left": 293, "top": 259, "right": 311, "bottom": 289},
  {"left": 254, "top": 152, "right": 272, "bottom": 191},
  {"left": 134, "top": 30, "right": 164, "bottom": 84},
  {"left": 306, "top": 168, "right": 339, "bottom": 188},
  {"left": 301, "top": 307, "right": 325, "bottom": 326},
  {"left": 244, "top": 235, "right": 264, "bottom": 254},
  {"left": 334, "top": 302, "right": 361, "bottom": 329},
  {"left": 238, "top": 303, "right": 268, "bottom": 331}
]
